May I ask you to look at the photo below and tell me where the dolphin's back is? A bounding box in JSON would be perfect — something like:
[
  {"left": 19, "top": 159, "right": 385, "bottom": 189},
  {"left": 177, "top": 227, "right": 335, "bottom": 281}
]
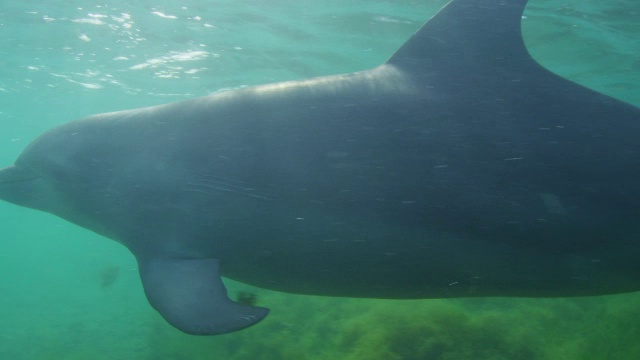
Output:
[{"left": 207, "top": 0, "right": 640, "bottom": 298}]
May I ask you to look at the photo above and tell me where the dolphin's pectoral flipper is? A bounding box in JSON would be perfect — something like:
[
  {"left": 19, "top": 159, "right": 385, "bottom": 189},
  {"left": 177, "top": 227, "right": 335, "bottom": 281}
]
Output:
[{"left": 137, "top": 256, "right": 269, "bottom": 335}]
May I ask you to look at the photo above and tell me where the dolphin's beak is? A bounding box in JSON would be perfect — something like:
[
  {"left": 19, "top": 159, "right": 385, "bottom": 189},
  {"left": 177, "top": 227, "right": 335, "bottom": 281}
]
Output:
[
  {"left": 0, "top": 165, "right": 42, "bottom": 206},
  {"left": 0, "top": 165, "right": 39, "bottom": 184}
]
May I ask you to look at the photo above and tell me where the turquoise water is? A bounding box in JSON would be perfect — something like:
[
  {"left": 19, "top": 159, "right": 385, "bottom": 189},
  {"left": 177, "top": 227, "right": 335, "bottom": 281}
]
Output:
[{"left": 0, "top": 0, "right": 639, "bottom": 359}]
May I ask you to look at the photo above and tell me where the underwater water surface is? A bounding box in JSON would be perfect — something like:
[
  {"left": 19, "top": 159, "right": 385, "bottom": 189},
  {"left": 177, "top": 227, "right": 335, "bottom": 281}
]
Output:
[{"left": 0, "top": 0, "right": 639, "bottom": 359}]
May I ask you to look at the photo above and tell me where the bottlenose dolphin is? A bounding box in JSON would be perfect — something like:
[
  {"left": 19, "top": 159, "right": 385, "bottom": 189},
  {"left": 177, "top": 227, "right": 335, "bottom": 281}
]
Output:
[{"left": 1, "top": 0, "right": 639, "bottom": 335}]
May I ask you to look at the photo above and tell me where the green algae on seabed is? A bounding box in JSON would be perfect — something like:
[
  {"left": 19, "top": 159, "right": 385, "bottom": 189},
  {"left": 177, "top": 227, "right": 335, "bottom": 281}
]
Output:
[{"left": 138, "top": 289, "right": 640, "bottom": 360}]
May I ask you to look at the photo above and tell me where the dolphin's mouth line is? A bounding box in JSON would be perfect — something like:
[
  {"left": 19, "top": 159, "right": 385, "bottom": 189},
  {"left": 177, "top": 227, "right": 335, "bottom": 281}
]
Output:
[{"left": 0, "top": 165, "right": 41, "bottom": 184}]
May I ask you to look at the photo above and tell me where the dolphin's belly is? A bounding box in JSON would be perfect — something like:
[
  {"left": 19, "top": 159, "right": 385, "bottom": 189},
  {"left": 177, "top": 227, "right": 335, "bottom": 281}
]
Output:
[
  {"left": 197, "top": 163, "right": 640, "bottom": 298},
  {"left": 213, "top": 198, "right": 640, "bottom": 298}
]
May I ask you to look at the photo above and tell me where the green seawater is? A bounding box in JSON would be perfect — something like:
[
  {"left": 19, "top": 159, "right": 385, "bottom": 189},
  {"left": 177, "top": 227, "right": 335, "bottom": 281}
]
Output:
[{"left": 0, "top": 0, "right": 639, "bottom": 359}]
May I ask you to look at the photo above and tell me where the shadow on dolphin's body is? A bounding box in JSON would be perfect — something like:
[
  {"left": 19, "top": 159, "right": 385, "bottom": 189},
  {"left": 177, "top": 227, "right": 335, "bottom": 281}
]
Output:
[{"left": 1, "top": 0, "right": 639, "bottom": 335}]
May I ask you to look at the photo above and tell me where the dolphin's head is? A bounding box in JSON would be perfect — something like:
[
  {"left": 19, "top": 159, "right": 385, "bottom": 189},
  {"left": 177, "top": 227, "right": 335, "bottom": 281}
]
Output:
[
  {"left": 0, "top": 135, "right": 81, "bottom": 215},
  {"left": 0, "top": 119, "right": 115, "bottom": 221},
  {"left": 0, "top": 164, "right": 49, "bottom": 210},
  {"left": 0, "top": 164, "right": 81, "bottom": 235}
]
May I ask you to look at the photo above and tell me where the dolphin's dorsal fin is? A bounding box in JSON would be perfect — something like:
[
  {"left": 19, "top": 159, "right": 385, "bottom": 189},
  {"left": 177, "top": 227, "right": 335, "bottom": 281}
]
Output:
[
  {"left": 387, "top": 0, "right": 530, "bottom": 74},
  {"left": 137, "top": 256, "right": 269, "bottom": 335}
]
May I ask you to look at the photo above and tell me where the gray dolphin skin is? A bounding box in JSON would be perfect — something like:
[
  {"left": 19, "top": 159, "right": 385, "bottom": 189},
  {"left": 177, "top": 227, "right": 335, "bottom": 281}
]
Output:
[{"left": 1, "top": 0, "right": 639, "bottom": 335}]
